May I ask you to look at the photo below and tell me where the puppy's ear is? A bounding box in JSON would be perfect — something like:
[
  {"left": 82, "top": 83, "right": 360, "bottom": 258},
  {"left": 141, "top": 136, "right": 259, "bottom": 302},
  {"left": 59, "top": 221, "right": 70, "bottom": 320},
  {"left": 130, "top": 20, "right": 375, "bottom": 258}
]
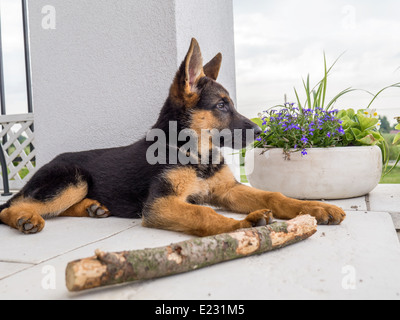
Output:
[
  {"left": 184, "top": 38, "right": 205, "bottom": 92},
  {"left": 204, "top": 53, "right": 222, "bottom": 81},
  {"left": 170, "top": 38, "right": 205, "bottom": 107}
]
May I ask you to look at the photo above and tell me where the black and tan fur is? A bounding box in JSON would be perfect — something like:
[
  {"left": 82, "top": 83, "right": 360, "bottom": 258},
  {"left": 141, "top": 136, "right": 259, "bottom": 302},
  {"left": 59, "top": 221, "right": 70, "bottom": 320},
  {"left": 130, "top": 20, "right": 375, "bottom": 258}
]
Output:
[{"left": 0, "top": 39, "right": 345, "bottom": 236}]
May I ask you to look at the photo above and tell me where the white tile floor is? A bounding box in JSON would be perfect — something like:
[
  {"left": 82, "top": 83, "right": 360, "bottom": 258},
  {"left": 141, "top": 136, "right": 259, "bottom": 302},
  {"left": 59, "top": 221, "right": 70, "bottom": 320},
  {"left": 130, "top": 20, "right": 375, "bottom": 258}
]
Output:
[{"left": 1, "top": 185, "right": 399, "bottom": 300}]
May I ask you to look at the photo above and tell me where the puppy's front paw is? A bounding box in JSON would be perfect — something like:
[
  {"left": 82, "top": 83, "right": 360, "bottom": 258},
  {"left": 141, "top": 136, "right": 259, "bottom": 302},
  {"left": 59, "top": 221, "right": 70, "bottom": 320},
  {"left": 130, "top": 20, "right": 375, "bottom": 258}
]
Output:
[
  {"left": 244, "top": 209, "right": 274, "bottom": 228},
  {"left": 302, "top": 202, "right": 346, "bottom": 225}
]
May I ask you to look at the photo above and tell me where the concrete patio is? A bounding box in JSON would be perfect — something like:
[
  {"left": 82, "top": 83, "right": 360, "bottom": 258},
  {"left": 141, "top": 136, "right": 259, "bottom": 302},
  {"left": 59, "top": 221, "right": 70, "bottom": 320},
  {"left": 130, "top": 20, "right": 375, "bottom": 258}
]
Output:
[{"left": 0, "top": 184, "right": 399, "bottom": 300}]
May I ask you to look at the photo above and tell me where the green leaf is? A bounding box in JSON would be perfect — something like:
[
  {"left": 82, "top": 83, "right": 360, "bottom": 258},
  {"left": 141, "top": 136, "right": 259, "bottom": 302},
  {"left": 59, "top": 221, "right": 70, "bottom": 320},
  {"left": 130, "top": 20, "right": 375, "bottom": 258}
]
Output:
[
  {"left": 339, "top": 115, "right": 351, "bottom": 121},
  {"left": 313, "top": 85, "right": 323, "bottom": 109},
  {"left": 350, "top": 127, "right": 362, "bottom": 138},
  {"left": 356, "top": 109, "right": 366, "bottom": 116},
  {"left": 356, "top": 114, "right": 379, "bottom": 131},
  {"left": 394, "top": 133, "right": 400, "bottom": 145},
  {"left": 325, "top": 88, "right": 356, "bottom": 110},
  {"left": 342, "top": 118, "right": 358, "bottom": 130},
  {"left": 367, "top": 82, "right": 400, "bottom": 109},
  {"left": 294, "top": 87, "right": 303, "bottom": 111},
  {"left": 383, "top": 152, "right": 400, "bottom": 176},
  {"left": 357, "top": 133, "right": 377, "bottom": 146},
  {"left": 337, "top": 109, "right": 347, "bottom": 118},
  {"left": 346, "top": 108, "right": 356, "bottom": 118},
  {"left": 251, "top": 117, "right": 264, "bottom": 129},
  {"left": 253, "top": 140, "right": 264, "bottom": 148},
  {"left": 380, "top": 139, "right": 390, "bottom": 170},
  {"left": 345, "top": 132, "right": 355, "bottom": 141},
  {"left": 370, "top": 131, "right": 384, "bottom": 142},
  {"left": 303, "top": 75, "right": 312, "bottom": 109},
  {"left": 321, "top": 53, "right": 328, "bottom": 108}
]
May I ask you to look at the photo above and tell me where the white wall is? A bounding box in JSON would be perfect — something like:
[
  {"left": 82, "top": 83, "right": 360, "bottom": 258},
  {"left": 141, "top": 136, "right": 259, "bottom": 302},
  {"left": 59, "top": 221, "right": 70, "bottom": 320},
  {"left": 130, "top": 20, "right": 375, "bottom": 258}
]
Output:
[
  {"left": 28, "top": 0, "right": 236, "bottom": 166},
  {"left": 175, "top": 0, "right": 237, "bottom": 104}
]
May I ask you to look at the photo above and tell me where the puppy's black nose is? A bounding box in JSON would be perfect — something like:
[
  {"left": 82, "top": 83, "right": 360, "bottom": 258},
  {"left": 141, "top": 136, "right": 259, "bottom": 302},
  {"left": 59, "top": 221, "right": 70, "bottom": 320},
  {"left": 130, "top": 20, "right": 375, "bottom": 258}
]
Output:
[{"left": 253, "top": 125, "right": 262, "bottom": 137}]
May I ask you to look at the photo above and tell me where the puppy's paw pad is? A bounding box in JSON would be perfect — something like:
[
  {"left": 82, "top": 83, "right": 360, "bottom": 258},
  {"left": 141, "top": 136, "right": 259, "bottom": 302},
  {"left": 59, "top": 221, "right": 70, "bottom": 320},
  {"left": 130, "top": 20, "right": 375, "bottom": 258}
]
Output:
[
  {"left": 17, "top": 215, "right": 44, "bottom": 234},
  {"left": 87, "top": 204, "right": 110, "bottom": 218}
]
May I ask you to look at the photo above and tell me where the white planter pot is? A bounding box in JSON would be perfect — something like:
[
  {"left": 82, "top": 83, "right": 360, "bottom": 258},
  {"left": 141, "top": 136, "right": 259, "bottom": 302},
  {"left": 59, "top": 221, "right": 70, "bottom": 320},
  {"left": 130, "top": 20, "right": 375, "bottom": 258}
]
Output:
[{"left": 245, "top": 146, "right": 382, "bottom": 200}]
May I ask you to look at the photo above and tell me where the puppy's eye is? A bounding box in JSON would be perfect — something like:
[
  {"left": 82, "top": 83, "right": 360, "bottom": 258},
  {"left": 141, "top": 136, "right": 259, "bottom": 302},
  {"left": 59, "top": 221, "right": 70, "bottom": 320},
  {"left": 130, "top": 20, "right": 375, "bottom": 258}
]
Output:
[{"left": 216, "top": 102, "right": 227, "bottom": 111}]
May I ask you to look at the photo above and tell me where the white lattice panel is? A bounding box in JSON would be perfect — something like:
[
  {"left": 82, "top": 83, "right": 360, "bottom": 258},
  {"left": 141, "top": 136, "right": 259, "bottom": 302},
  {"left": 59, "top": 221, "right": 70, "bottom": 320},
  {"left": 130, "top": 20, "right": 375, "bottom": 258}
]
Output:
[{"left": 0, "top": 113, "right": 36, "bottom": 190}]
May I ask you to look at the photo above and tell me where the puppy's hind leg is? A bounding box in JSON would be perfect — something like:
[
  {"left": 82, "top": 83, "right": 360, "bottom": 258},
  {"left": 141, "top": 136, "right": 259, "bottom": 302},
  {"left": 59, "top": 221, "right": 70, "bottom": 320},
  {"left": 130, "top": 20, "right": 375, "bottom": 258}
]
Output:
[
  {"left": 61, "top": 198, "right": 110, "bottom": 219},
  {"left": 0, "top": 164, "right": 90, "bottom": 234}
]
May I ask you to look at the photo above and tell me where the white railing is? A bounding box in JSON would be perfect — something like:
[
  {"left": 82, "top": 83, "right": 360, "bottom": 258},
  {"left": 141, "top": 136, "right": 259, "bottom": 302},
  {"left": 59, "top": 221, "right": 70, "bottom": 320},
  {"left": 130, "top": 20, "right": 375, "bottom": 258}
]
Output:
[{"left": 0, "top": 113, "right": 36, "bottom": 191}]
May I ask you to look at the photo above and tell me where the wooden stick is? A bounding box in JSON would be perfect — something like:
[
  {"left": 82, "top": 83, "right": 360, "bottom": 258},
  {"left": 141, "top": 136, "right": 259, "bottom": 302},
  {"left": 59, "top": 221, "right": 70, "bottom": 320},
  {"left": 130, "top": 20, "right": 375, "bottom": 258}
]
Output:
[{"left": 66, "top": 215, "right": 317, "bottom": 292}]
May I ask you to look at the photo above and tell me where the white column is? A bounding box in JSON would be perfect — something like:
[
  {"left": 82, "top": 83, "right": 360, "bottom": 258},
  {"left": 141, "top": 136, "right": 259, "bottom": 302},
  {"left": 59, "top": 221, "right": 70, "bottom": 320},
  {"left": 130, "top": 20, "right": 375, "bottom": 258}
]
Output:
[
  {"left": 175, "top": 0, "right": 237, "bottom": 104},
  {"left": 28, "top": 0, "right": 236, "bottom": 166}
]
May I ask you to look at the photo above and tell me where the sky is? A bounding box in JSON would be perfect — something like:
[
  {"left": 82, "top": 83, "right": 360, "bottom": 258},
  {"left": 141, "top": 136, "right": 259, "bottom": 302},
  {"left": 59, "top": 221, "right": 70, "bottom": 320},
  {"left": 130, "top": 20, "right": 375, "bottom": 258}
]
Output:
[
  {"left": 233, "top": 0, "right": 400, "bottom": 125},
  {"left": 0, "top": 0, "right": 399, "bottom": 125},
  {"left": 0, "top": 0, "right": 27, "bottom": 115}
]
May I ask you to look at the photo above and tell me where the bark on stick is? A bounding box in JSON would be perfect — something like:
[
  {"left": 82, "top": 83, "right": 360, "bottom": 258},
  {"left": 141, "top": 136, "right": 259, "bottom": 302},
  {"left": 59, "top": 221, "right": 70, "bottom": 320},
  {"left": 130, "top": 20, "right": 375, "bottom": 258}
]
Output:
[{"left": 66, "top": 215, "right": 317, "bottom": 292}]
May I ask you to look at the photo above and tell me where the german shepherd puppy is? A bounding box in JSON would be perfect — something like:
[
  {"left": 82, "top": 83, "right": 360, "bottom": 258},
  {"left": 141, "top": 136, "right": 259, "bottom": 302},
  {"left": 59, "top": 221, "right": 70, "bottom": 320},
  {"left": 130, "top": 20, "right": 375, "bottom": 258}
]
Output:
[{"left": 0, "top": 39, "right": 345, "bottom": 236}]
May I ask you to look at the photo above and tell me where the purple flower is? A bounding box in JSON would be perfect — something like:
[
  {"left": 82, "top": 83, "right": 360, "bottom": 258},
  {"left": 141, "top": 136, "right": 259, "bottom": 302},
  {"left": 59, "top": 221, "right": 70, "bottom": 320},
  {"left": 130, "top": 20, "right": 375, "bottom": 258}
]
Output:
[
  {"left": 289, "top": 124, "right": 301, "bottom": 130},
  {"left": 327, "top": 132, "right": 332, "bottom": 138},
  {"left": 301, "top": 149, "right": 308, "bottom": 156},
  {"left": 337, "top": 126, "right": 345, "bottom": 135},
  {"left": 301, "top": 136, "right": 308, "bottom": 144}
]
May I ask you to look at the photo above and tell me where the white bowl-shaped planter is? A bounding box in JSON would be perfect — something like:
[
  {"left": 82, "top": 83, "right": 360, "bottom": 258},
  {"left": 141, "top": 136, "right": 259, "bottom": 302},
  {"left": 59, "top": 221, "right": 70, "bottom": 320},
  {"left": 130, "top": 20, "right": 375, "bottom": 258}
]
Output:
[{"left": 245, "top": 146, "right": 382, "bottom": 200}]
